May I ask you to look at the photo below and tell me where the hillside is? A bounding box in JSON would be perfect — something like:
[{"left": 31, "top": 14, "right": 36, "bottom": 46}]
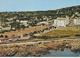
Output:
[
  {"left": 0, "top": 5, "right": 80, "bottom": 33},
  {"left": 0, "top": 5, "right": 80, "bottom": 19},
  {"left": 32, "top": 5, "right": 80, "bottom": 17}
]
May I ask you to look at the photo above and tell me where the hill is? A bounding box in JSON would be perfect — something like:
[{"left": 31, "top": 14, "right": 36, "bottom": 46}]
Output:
[{"left": 0, "top": 5, "right": 80, "bottom": 18}]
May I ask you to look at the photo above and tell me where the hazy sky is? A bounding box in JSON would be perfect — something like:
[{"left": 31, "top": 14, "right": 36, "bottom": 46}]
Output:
[{"left": 0, "top": 0, "right": 80, "bottom": 11}]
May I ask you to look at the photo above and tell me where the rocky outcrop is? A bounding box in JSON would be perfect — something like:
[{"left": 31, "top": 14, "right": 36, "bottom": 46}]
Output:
[{"left": 0, "top": 39, "right": 80, "bottom": 56}]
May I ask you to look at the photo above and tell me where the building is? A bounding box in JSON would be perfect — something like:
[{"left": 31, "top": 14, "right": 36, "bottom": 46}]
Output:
[
  {"left": 20, "top": 20, "right": 28, "bottom": 27},
  {"left": 37, "top": 21, "right": 49, "bottom": 26},
  {"left": 74, "top": 18, "right": 80, "bottom": 25},
  {"left": 2, "top": 26, "right": 11, "bottom": 31},
  {"left": 53, "top": 17, "right": 69, "bottom": 27}
]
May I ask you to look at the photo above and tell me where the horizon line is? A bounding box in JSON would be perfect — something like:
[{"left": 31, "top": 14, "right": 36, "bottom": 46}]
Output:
[{"left": 0, "top": 5, "right": 79, "bottom": 12}]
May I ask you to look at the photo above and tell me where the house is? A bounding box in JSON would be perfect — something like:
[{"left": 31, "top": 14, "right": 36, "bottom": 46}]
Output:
[
  {"left": 37, "top": 21, "right": 49, "bottom": 26},
  {"left": 20, "top": 20, "right": 28, "bottom": 27},
  {"left": 2, "top": 26, "right": 11, "bottom": 31},
  {"left": 7, "top": 18, "right": 14, "bottom": 21},
  {"left": 53, "top": 17, "right": 69, "bottom": 27}
]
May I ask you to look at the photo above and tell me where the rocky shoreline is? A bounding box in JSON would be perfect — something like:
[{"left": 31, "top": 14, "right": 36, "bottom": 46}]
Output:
[{"left": 0, "top": 39, "right": 80, "bottom": 56}]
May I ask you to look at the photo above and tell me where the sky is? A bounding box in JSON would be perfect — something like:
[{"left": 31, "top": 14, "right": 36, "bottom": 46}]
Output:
[{"left": 0, "top": 0, "right": 80, "bottom": 12}]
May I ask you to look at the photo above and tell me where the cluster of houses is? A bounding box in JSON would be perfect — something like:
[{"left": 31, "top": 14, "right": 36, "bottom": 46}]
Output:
[
  {"left": 0, "top": 15, "right": 53, "bottom": 32},
  {"left": 0, "top": 13, "right": 80, "bottom": 33},
  {"left": 0, "top": 14, "right": 79, "bottom": 43},
  {"left": 37, "top": 16, "right": 80, "bottom": 28},
  {"left": 53, "top": 17, "right": 80, "bottom": 27}
]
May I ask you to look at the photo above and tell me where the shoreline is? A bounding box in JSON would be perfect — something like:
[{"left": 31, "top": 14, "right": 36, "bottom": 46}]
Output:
[{"left": 0, "top": 38, "right": 80, "bottom": 56}]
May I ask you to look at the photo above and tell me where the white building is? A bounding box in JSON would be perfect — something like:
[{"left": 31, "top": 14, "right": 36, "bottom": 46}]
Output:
[
  {"left": 2, "top": 26, "right": 11, "bottom": 31},
  {"left": 37, "top": 21, "right": 49, "bottom": 26},
  {"left": 53, "top": 18, "right": 69, "bottom": 27},
  {"left": 20, "top": 20, "right": 28, "bottom": 27},
  {"left": 74, "top": 18, "right": 80, "bottom": 25}
]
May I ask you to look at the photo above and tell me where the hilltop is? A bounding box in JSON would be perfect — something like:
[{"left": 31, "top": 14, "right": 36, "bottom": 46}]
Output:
[{"left": 0, "top": 5, "right": 80, "bottom": 18}]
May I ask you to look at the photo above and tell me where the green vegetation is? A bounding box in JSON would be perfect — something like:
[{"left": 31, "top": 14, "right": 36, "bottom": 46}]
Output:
[
  {"left": 0, "top": 5, "right": 80, "bottom": 22},
  {"left": 40, "top": 27, "right": 80, "bottom": 38}
]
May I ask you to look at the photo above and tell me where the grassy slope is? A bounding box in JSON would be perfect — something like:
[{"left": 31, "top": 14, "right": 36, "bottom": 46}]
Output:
[{"left": 41, "top": 27, "right": 80, "bottom": 38}]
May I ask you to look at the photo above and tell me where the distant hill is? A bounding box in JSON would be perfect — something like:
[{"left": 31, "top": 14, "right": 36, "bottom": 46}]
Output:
[
  {"left": 0, "top": 5, "right": 80, "bottom": 19},
  {"left": 32, "top": 5, "right": 80, "bottom": 17}
]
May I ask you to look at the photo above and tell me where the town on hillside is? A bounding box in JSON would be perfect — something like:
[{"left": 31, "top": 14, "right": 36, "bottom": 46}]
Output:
[
  {"left": 0, "top": 5, "right": 80, "bottom": 56},
  {"left": 0, "top": 5, "right": 80, "bottom": 40}
]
